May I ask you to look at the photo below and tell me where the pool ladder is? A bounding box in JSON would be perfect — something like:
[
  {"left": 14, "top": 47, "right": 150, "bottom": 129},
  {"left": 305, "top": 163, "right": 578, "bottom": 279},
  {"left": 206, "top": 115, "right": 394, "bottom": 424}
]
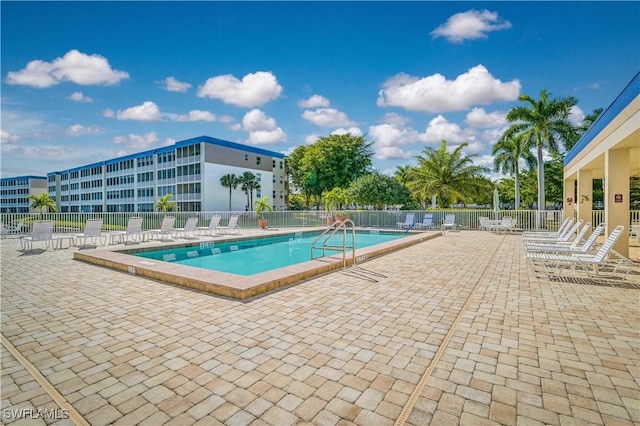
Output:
[{"left": 311, "top": 218, "right": 356, "bottom": 267}]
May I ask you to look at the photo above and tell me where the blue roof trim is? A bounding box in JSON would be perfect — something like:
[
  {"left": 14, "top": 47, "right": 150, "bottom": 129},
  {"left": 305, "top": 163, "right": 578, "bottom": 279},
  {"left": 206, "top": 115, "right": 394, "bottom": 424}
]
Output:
[
  {"left": 565, "top": 71, "right": 640, "bottom": 166},
  {"left": 49, "top": 135, "right": 285, "bottom": 174},
  {"left": 1, "top": 175, "right": 47, "bottom": 182}
]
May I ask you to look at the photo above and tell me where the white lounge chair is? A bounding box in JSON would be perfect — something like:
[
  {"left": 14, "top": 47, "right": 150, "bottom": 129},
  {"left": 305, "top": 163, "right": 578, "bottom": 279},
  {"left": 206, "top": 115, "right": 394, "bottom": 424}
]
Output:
[
  {"left": 109, "top": 217, "right": 146, "bottom": 244},
  {"left": 522, "top": 217, "right": 573, "bottom": 238},
  {"left": 219, "top": 215, "right": 241, "bottom": 235},
  {"left": 21, "top": 221, "right": 54, "bottom": 252},
  {"left": 197, "top": 215, "right": 221, "bottom": 236},
  {"left": 525, "top": 223, "right": 603, "bottom": 255},
  {"left": 150, "top": 216, "right": 176, "bottom": 241},
  {"left": 1, "top": 221, "right": 24, "bottom": 238},
  {"left": 522, "top": 219, "right": 583, "bottom": 243},
  {"left": 74, "top": 218, "right": 106, "bottom": 247},
  {"left": 526, "top": 226, "right": 633, "bottom": 282},
  {"left": 415, "top": 214, "right": 434, "bottom": 230},
  {"left": 176, "top": 217, "right": 199, "bottom": 239},
  {"left": 397, "top": 213, "right": 415, "bottom": 229},
  {"left": 441, "top": 214, "right": 456, "bottom": 233},
  {"left": 524, "top": 221, "right": 590, "bottom": 249}
]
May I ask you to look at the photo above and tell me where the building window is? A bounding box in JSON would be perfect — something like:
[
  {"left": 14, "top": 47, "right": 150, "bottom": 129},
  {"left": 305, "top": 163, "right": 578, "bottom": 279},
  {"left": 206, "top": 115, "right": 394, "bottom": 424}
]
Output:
[
  {"left": 256, "top": 156, "right": 261, "bottom": 165},
  {"left": 245, "top": 154, "right": 249, "bottom": 161}
]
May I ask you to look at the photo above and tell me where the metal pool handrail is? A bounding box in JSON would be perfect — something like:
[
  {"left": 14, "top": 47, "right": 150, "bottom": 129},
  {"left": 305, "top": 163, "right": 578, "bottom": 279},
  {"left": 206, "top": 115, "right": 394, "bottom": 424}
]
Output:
[{"left": 310, "top": 219, "right": 357, "bottom": 267}]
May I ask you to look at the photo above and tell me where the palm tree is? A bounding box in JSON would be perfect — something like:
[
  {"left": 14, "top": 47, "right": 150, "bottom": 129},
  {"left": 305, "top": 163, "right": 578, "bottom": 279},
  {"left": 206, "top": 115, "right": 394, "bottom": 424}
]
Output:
[
  {"left": 154, "top": 193, "right": 177, "bottom": 212},
  {"left": 565, "top": 108, "right": 603, "bottom": 151},
  {"left": 239, "top": 171, "right": 260, "bottom": 211},
  {"left": 28, "top": 192, "right": 57, "bottom": 215},
  {"left": 493, "top": 133, "right": 536, "bottom": 209},
  {"left": 407, "top": 140, "right": 489, "bottom": 208},
  {"left": 220, "top": 174, "right": 239, "bottom": 211},
  {"left": 502, "top": 89, "right": 577, "bottom": 214}
]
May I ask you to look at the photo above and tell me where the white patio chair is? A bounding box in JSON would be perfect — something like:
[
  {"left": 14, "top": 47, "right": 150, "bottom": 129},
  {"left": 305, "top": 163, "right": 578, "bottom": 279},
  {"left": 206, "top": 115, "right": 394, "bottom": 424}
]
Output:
[
  {"left": 526, "top": 226, "right": 633, "bottom": 282},
  {"left": 414, "top": 214, "right": 434, "bottom": 230},
  {"left": 396, "top": 213, "right": 415, "bottom": 229},
  {"left": 150, "top": 216, "right": 176, "bottom": 241},
  {"left": 176, "top": 217, "right": 199, "bottom": 239},
  {"left": 522, "top": 219, "right": 583, "bottom": 243},
  {"left": 74, "top": 218, "right": 106, "bottom": 247},
  {"left": 109, "top": 217, "right": 145, "bottom": 244},
  {"left": 197, "top": 215, "right": 221, "bottom": 236},
  {"left": 1, "top": 221, "right": 24, "bottom": 238},
  {"left": 21, "top": 221, "right": 54, "bottom": 252},
  {"left": 525, "top": 223, "right": 603, "bottom": 254},
  {"left": 219, "top": 215, "right": 241, "bottom": 235},
  {"left": 522, "top": 217, "right": 573, "bottom": 238},
  {"left": 493, "top": 217, "right": 513, "bottom": 234},
  {"left": 441, "top": 214, "right": 456, "bottom": 233}
]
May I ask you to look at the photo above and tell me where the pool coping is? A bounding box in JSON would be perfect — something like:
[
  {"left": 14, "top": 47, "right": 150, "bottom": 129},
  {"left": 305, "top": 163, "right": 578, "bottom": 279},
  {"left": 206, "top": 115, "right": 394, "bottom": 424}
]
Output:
[{"left": 73, "top": 229, "right": 441, "bottom": 300}]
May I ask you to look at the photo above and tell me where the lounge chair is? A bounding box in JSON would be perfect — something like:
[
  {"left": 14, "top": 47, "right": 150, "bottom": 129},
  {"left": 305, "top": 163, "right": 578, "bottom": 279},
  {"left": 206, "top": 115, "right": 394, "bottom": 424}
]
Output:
[
  {"left": 150, "top": 216, "right": 176, "bottom": 241},
  {"left": 1, "top": 221, "right": 24, "bottom": 238},
  {"left": 522, "top": 217, "right": 573, "bottom": 238},
  {"left": 74, "top": 218, "right": 106, "bottom": 247},
  {"left": 176, "top": 217, "right": 199, "bottom": 239},
  {"left": 441, "top": 214, "right": 456, "bottom": 233},
  {"left": 522, "top": 219, "right": 583, "bottom": 243},
  {"left": 396, "top": 213, "right": 415, "bottom": 229},
  {"left": 414, "top": 214, "right": 434, "bottom": 230},
  {"left": 525, "top": 223, "right": 603, "bottom": 255},
  {"left": 109, "top": 217, "right": 146, "bottom": 244},
  {"left": 219, "top": 215, "right": 241, "bottom": 235},
  {"left": 523, "top": 221, "right": 590, "bottom": 249},
  {"left": 197, "top": 215, "right": 221, "bottom": 236},
  {"left": 21, "top": 221, "right": 54, "bottom": 252},
  {"left": 526, "top": 226, "right": 633, "bottom": 282}
]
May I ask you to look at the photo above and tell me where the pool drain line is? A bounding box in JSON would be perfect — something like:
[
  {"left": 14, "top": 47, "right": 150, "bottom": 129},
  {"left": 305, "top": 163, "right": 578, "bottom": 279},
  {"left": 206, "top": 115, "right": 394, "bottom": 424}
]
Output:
[
  {"left": 394, "top": 234, "right": 505, "bottom": 426},
  {"left": 1, "top": 334, "right": 91, "bottom": 426}
]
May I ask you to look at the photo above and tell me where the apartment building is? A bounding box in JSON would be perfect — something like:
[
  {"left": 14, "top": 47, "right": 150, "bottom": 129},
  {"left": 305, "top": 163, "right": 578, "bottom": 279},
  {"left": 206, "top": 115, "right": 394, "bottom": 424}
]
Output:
[
  {"left": 46, "top": 136, "right": 288, "bottom": 213},
  {"left": 0, "top": 176, "right": 48, "bottom": 213}
]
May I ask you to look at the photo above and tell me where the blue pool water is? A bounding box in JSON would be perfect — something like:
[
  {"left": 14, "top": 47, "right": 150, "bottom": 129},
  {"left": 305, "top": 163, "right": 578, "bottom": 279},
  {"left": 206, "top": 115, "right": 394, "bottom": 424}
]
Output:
[{"left": 134, "top": 231, "right": 405, "bottom": 276}]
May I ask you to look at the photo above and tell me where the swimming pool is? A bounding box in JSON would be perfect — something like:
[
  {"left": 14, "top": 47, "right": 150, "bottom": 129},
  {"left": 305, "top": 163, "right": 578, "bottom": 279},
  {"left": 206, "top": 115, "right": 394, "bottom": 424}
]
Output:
[
  {"left": 134, "top": 231, "right": 404, "bottom": 276},
  {"left": 74, "top": 228, "right": 440, "bottom": 299}
]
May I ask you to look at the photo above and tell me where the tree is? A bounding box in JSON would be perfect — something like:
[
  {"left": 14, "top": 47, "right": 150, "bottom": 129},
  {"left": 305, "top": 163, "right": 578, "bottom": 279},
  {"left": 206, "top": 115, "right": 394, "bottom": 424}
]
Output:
[
  {"left": 297, "top": 133, "right": 373, "bottom": 206},
  {"left": 322, "top": 187, "right": 351, "bottom": 216},
  {"left": 493, "top": 133, "right": 536, "bottom": 209},
  {"left": 28, "top": 192, "right": 57, "bottom": 215},
  {"left": 502, "top": 89, "right": 577, "bottom": 213},
  {"left": 239, "top": 171, "right": 260, "bottom": 211},
  {"left": 286, "top": 145, "right": 313, "bottom": 208},
  {"left": 406, "top": 140, "right": 490, "bottom": 208},
  {"left": 155, "top": 194, "right": 176, "bottom": 212},
  {"left": 220, "top": 174, "right": 239, "bottom": 211},
  {"left": 349, "top": 173, "right": 411, "bottom": 210},
  {"left": 565, "top": 108, "right": 603, "bottom": 151}
]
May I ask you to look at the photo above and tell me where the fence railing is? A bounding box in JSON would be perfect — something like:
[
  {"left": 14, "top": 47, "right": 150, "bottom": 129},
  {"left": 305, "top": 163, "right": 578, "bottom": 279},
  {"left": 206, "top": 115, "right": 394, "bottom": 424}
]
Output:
[{"left": 1, "top": 210, "right": 638, "bottom": 234}]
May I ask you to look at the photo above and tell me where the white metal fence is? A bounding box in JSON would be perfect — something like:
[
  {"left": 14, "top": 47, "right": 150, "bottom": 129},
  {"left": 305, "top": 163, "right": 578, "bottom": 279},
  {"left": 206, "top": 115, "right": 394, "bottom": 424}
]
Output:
[{"left": 2, "top": 210, "right": 639, "bottom": 235}]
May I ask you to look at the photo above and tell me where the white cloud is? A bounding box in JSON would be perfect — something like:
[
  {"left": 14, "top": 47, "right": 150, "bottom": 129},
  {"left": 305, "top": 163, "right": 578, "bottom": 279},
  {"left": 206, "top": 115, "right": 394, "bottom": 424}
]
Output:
[
  {"left": 331, "top": 127, "right": 363, "bottom": 137},
  {"left": 116, "top": 101, "right": 163, "bottom": 121},
  {"left": 174, "top": 110, "right": 217, "bottom": 122},
  {"left": 67, "top": 92, "right": 93, "bottom": 103},
  {"left": 302, "top": 108, "right": 356, "bottom": 128},
  {"left": 369, "top": 123, "right": 419, "bottom": 160},
  {"left": 241, "top": 109, "right": 287, "bottom": 145},
  {"left": 0, "top": 130, "right": 20, "bottom": 152},
  {"left": 112, "top": 132, "right": 160, "bottom": 149},
  {"left": 161, "top": 76, "right": 192, "bottom": 93},
  {"left": 102, "top": 108, "right": 115, "bottom": 118},
  {"left": 377, "top": 65, "right": 520, "bottom": 113},
  {"left": 569, "top": 105, "right": 585, "bottom": 126},
  {"left": 380, "top": 112, "right": 412, "bottom": 127},
  {"left": 298, "top": 94, "right": 330, "bottom": 108},
  {"left": 304, "top": 134, "right": 321, "bottom": 144},
  {"left": 431, "top": 9, "right": 512, "bottom": 43},
  {"left": 465, "top": 107, "right": 507, "bottom": 128},
  {"left": 6, "top": 49, "right": 129, "bottom": 88},
  {"left": 197, "top": 71, "right": 282, "bottom": 107},
  {"left": 422, "top": 115, "right": 472, "bottom": 144},
  {"left": 67, "top": 124, "right": 101, "bottom": 136},
  {"left": 482, "top": 128, "right": 508, "bottom": 145}
]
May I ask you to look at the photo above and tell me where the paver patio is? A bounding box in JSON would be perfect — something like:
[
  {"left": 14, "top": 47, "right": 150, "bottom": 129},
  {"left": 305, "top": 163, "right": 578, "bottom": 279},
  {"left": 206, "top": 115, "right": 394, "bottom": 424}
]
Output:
[{"left": 1, "top": 230, "right": 638, "bottom": 425}]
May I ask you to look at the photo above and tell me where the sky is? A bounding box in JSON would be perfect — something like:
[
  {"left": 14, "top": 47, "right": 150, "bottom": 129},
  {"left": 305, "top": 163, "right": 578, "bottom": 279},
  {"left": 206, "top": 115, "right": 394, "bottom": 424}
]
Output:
[{"left": 1, "top": 1, "right": 639, "bottom": 180}]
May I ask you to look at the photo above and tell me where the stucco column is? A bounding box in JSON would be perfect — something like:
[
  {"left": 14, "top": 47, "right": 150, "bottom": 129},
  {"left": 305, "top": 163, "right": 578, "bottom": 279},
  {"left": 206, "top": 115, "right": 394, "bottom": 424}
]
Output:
[
  {"left": 563, "top": 176, "right": 576, "bottom": 221},
  {"left": 577, "top": 169, "right": 593, "bottom": 227},
  {"left": 605, "top": 148, "right": 630, "bottom": 257}
]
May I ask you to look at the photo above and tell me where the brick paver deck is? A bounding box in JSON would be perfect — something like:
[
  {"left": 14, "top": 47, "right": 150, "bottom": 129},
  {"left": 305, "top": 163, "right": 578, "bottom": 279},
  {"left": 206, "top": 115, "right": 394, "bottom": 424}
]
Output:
[{"left": 1, "top": 231, "right": 638, "bottom": 425}]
